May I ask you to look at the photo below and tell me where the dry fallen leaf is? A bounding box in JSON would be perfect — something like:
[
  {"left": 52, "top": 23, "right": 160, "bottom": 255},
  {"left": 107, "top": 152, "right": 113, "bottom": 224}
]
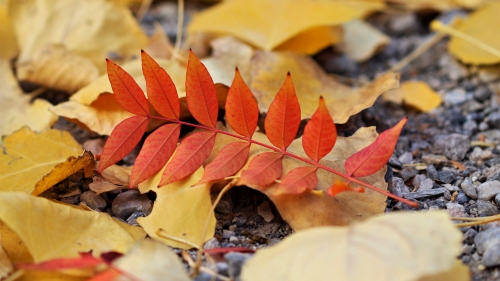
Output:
[
  {"left": 0, "top": 192, "right": 146, "bottom": 263},
  {"left": 342, "top": 19, "right": 390, "bottom": 62},
  {"left": 100, "top": 165, "right": 133, "bottom": 186},
  {"left": 0, "top": 127, "right": 85, "bottom": 193},
  {"left": 0, "top": 60, "right": 58, "bottom": 138},
  {"left": 241, "top": 211, "right": 469, "bottom": 281},
  {"left": 113, "top": 239, "right": 190, "bottom": 281},
  {"left": 88, "top": 176, "right": 121, "bottom": 195},
  {"left": 250, "top": 51, "right": 400, "bottom": 122},
  {"left": 0, "top": 235, "right": 13, "bottom": 280},
  {"left": 274, "top": 26, "right": 342, "bottom": 55},
  {"left": 143, "top": 22, "right": 176, "bottom": 60},
  {"left": 0, "top": 1, "right": 18, "bottom": 59},
  {"left": 388, "top": 0, "right": 491, "bottom": 10},
  {"left": 10, "top": 0, "right": 149, "bottom": 74},
  {"left": 0, "top": 221, "right": 31, "bottom": 264},
  {"left": 188, "top": 0, "right": 383, "bottom": 53},
  {"left": 137, "top": 167, "right": 216, "bottom": 249},
  {"left": 383, "top": 80, "right": 442, "bottom": 112}
]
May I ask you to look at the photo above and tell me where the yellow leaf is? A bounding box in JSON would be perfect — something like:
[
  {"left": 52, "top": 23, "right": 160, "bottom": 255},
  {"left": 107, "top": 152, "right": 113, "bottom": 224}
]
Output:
[
  {"left": 0, "top": 234, "right": 13, "bottom": 280},
  {"left": 0, "top": 60, "right": 58, "bottom": 138},
  {"left": 0, "top": 221, "right": 31, "bottom": 263},
  {"left": 100, "top": 165, "right": 132, "bottom": 186},
  {"left": 342, "top": 19, "right": 390, "bottom": 62},
  {"left": 383, "top": 81, "right": 442, "bottom": 112},
  {"left": 447, "top": 1, "right": 500, "bottom": 64},
  {"left": 0, "top": 2, "right": 18, "bottom": 59},
  {"left": 0, "top": 192, "right": 145, "bottom": 263},
  {"left": 241, "top": 212, "right": 469, "bottom": 281},
  {"left": 274, "top": 26, "right": 342, "bottom": 55},
  {"left": 137, "top": 167, "right": 216, "bottom": 249},
  {"left": 0, "top": 127, "right": 84, "bottom": 193},
  {"left": 32, "top": 151, "right": 95, "bottom": 196},
  {"left": 250, "top": 51, "right": 400, "bottom": 122},
  {"left": 388, "top": 0, "right": 491, "bottom": 10},
  {"left": 188, "top": 0, "right": 383, "bottom": 52},
  {"left": 17, "top": 44, "right": 99, "bottom": 93},
  {"left": 113, "top": 239, "right": 191, "bottom": 281},
  {"left": 10, "top": 0, "right": 148, "bottom": 74}
]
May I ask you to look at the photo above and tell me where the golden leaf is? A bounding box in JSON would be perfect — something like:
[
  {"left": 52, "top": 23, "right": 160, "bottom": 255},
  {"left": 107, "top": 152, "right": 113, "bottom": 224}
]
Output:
[
  {"left": 241, "top": 212, "right": 469, "bottom": 281},
  {"left": 0, "top": 234, "right": 13, "bottom": 280},
  {"left": 0, "top": 127, "right": 84, "bottom": 193},
  {"left": 383, "top": 81, "right": 442, "bottom": 112},
  {"left": 0, "top": 2, "right": 18, "bottom": 59},
  {"left": 342, "top": 19, "right": 390, "bottom": 62}
]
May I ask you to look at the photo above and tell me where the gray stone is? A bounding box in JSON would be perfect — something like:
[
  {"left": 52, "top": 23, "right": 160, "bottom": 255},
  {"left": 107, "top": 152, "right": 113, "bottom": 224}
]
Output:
[
  {"left": 426, "top": 165, "right": 439, "bottom": 181},
  {"left": 229, "top": 236, "right": 240, "bottom": 243},
  {"left": 488, "top": 112, "right": 500, "bottom": 129},
  {"left": 456, "top": 191, "right": 470, "bottom": 204},
  {"left": 257, "top": 201, "right": 274, "bottom": 222},
  {"left": 475, "top": 227, "right": 500, "bottom": 267},
  {"left": 388, "top": 177, "right": 410, "bottom": 197},
  {"left": 225, "top": 252, "right": 252, "bottom": 279},
  {"left": 473, "top": 200, "right": 499, "bottom": 217},
  {"left": 80, "top": 191, "right": 107, "bottom": 211},
  {"left": 461, "top": 180, "right": 478, "bottom": 199},
  {"left": 495, "top": 193, "right": 500, "bottom": 206},
  {"left": 446, "top": 202, "right": 468, "bottom": 218},
  {"left": 479, "top": 122, "right": 489, "bottom": 131},
  {"left": 470, "top": 147, "right": 493, "bottom": 161},
  {"left": 412, "top": 174, "right": 426, "bottom": 189},
  {"left": 193, "top": 272, "right": 214, "bottom": 281},
  {"left": 444, "top": 134, "right": 471, "bottom": 161},
  {"left": 474, "top": 87, "right": 492, "bottom": 102},
  {"left": 438, "top": 170, "right": 455, "bottom": 183},
  {"left": 400, "top": 166, "right": 418, "bottom": 182},
  {"left": 482, "top": 244, "right": 500, "bottom": 267},
  {"left": 60, "top": 195, "right": 79, "bottom": 205},
  {"left": 217, "top": 262, "right": 229, "bottom": 277},
  {"left": 388, "top": 156, "right": 402, "bottom": 169},
  {"left": 422, "top": 154, "right": 448, "bottom": 165},
  {"left": 463, "top": 228, "right": 478, "bottom": 245},
  {"left": 463, "top": 120, "right": 478, "bottom": 133},
  {"left": 204, "top": 237, "right": 221, "bottom": 250},
  {"left": 111, "top": 190, "right": 152, "bottom": 219},
  {"left": 443, "top": 184, "right": 460, "bottom": 192},
  {"left": 222, "top": 230, "right": 235, "bottom": 239},
  {"left": 444, "top": 88, "right": 467, "bottom": 106},
  {"left": 398, "top": 152, "right": 413, "bottom": 165},
  {"left": 126, "top": 211, "right": 147, "bottom": 226},
  {"left": 477, "top": 181, "right": 500, "bottom": 201},
  {"left": 388, "top": 13, "right": 419, "bottom": 35},
  {"left": 417, "top": 178, "right": 434, "bottom": 191},
  {"left": 403, "top": 188, "right": 447, "bottom": 200}
]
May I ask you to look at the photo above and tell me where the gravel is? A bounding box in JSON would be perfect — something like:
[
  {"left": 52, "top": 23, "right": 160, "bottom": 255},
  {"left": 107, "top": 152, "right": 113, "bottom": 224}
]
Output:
[{"left": 111, "top": 190, "right": 153, "bottom": 219}]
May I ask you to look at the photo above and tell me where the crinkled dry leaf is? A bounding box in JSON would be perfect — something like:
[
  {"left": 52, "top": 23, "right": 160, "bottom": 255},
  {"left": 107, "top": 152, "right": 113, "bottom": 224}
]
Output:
[
  {"left": 137, "top": 167, "right": 216, "bottom": 249},
  {"left": 32, "top": 151, "right": 95, "bottom": 196},
  {"left": 0, "top": 60, "right": 57, "bottom": 138},
  {"left": 446, "top": 1, "right": 500, "bottom": 64},
  {"left": 18, "top": 44, "right": 99, "bottom": 93},
  {"left": 0, "top": 192, "right": 146, "bottom": 263},
  {"left": 383, "top": 81, "right": 442, "bottom": 112},
  {"left": 0, "top": 127, "right": 84, "bottom": 193},
  {"left": 0, "top": 235, "right": 13, "bottom": 280},
  {"left": 0, "top": 2, "right": 18, "bottom": 59},
  {"left": 113, "top": 239, "right": 190, "bottom": 281},
  {"left": 100, "top": 165, "right": 132, "bottom": 186},
  {"left": 241, "top": 212, "right": 469, "bottom": 281},
  {"left": 250, "top": 51, "right": 400, "bottom": 122},
  {"left": 10, "top": 0, "right": 148, "bottom": 74},
  {"left": 188, "top": 0, "right": 383, "bottom": 53},
  {"left": 342, "top": 19, "right": 390, "bottom": 62},
  {"left": 88, "top": 176, "right": 121, "bottom": 195}
]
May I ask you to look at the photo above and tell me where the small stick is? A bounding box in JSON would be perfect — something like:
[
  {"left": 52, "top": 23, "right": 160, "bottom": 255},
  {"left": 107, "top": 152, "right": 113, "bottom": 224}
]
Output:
[{"left": 453, "top": 214, "right": 500, "bottom": 227}]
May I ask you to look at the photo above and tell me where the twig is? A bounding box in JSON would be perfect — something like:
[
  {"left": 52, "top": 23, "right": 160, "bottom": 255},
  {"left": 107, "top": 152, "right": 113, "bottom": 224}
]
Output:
[
  {"left": 156, "top": 228, "right": 202, "bottom": 250},
  {"left": 453, "top": 214, "right": 500, "bottom": 227}
]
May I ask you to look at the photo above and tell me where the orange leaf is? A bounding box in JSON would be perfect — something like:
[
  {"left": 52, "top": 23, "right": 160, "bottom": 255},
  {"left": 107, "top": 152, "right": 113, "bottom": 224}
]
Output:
[
  {"left": 87, "top": 267, "right": 123, "bottom": 281},
  {"left": 345, "top": 117, "right": 407, "bottom": 178},
  {"left": 17, "top": 252, "right": 103, "bottom": 271},
  {"left": 106, "top": 59, "right": 149, "bottom": 116},
  {"left": 98, "top": 115, "right": 149, "bottom": 173},
  {"left": 159, "top": 131, "right": 217, "bottom": 186},
  {"left": 264, "top": 74, "right": 301, "bottom": 149},
  {"left": 326, "top": 181, "right": 364, "bottom": 197},
  {"left": 186, "top": 50, "right": 218, "bottom": 128},
  {"left": 199, "top": 141, "right": 250, "bottom": 184},
  {"left": 141, "top": 50, "right": 180, "bottom": 120},
  {"left": 130, "top": 124, "right": 181, "bottom": 187},
  {"left": 239, "top": 152, "right": 283, "bottom": 188},
  {"left": 276, "top": 166, "right": 318, "bottom": 195},
  {"left": 302, "top": 96, "right": 336, "bottom": 162},
  {"left": 226, "top": 69, "right": 259, "bottom": 137}
]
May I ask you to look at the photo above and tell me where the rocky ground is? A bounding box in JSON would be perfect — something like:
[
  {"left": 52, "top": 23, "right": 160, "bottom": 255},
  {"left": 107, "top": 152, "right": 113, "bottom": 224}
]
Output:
[{"left": 40, "top": 3, "right": 500, "bottom": 281}]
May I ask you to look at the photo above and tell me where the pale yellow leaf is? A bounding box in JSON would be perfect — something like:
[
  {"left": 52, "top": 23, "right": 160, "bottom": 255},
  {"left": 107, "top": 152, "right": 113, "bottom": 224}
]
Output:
[
  {"left": 342, "top": 19, "right": 390, "bottom": 62},
  {"left": 10, "top": 0, "right": 149, "bottom": 74},
  {"left": 113, "top": 239, "right": 190, "bottom": 281},
  {"left": 0, "top": 2, "right": 18, "bottom": 59},
  {"left": 0, "top": 192, "right": 145, "bottom": 263},
  {"left": 250, "top": 51, "right": 400, "bottom": 122},
  {"left": 188, "top": 0, "right": 383, "bottom": 52},
  {"left": 0, "top": 127, "right": 84, "bottom": 194},
  {"left": 274, "top": 26, "right": 342, "bottom": 55},
  {"left": 17, "top": 44, "right": 99, "bottom": 93},
  {"left": 0, "top": 235, "right": 13, "bottom": 280},
  {"left": 137, "top": 167, "right": 216, "bottom": 249},
  {"left": 100, "top": 165, "right": 132, "bottom": 186},
  {"left": 383, "top": 81, "right": 442, "bottom": 112},
  {"left": 241, "top": 212, "right": 469, "bottom": 281},
  {"left": 0, "top": 60, "right": 58, "bottom": 138}
]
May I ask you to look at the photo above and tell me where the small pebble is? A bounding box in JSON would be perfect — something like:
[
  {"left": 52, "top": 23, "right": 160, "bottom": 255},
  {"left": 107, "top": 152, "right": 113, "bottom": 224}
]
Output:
[
  {"left": 388, "top": 177, "right": 410, "bottom": 197},
  {"left": 400, "top": 166, "right": 418, "bottom": 182},
  {"left": 225, "top": 252, "right": 252, "bottom": 279},
  {"left": 229, "top": 236, "right": 240, "bottom": 244},
  {"left": 80, "top": 191, "right": 107, "bottom": 211},
  {"left": 126, "top": 211, "right": 147, "bottom": 226},
  {"left": 418, "top": 179, "right": 434, "bottom": 192},
  {"left": 456, "top": 191, "right": 470, "bottom": 204},
  {"left": 446, "top": 202, "right": 468, "bottom": 217},
  {"left": 444, "top": 134, "right": 471, "bottom": 161},
  {"left": 474, "top": 200, "right": 499, "bottom": 217},
  {"left": 477, "top": 181, "right": 500, "bottom": 201},
  {"left": 398, "top": 152, "right": 413, "bottom": 165},
  {"left": 475, "top": 227, "right": 500, "bottom": 267},
  {"left": 222, "top": 230, "right": 235, "bottom": 239},
  {"left": 111, "top": 190, "right": 153, "bottom": 219},
  {"left": 204, "top": 237, "right": 221, "bottom": 250},
  {"left": 422, "top": 154, "right": 448, "bottom": 165},
  {"left": 463, "top": 228, "right": 478, "bottom": 245},
  {"left": 257, "top": 201, "right": 274, "bottom": 223},
  {"left": 461, "top": 180, "right": 478, "bottom": 199},
  {"left": 426, "top": 165, "right": 439, "bottom": 181},
  {"left": 438, "top": 170, "right": 455, "bottom": 184},
  {"left": 495, "top": 193, "right": 500, "bottom": 206}
]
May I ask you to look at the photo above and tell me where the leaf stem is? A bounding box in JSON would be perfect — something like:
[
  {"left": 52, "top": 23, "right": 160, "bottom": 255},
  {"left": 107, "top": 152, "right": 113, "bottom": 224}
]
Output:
[{"left": 149, "top": 115, "right": 418, "bottom": 207}]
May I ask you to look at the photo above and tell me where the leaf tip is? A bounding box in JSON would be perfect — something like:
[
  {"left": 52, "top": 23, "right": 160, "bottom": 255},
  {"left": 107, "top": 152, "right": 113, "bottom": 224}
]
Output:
[{"left": 326, "top": 181, "right": 364, "bottom": 197}]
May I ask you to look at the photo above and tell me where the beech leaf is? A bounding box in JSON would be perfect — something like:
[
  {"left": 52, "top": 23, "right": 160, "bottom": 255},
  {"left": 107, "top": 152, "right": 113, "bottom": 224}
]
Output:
[
  {"left": 345, "top": 117, "right": 407, "bottom": 178},
  {"left": 241, "top": 212, "right": 469, "bottom": 281},
  {"left": 159, "top": 132, "right": 217, "bottom": 186},
  {"left": 199, "top": 141, "right": 251, "bottom": 184},
  {"left": 264, "top": 74, "right": 301, "bottom": 149},
  {"left": 130, "top": 123, "right": 181, "bottom": 187},
  {"left": 98, "top": 115, "right": 149, "bottom": 173},
  {"left": 239, "top": 152, "right": 283, "bottom": 188},
  {"left": 302, "top": 96, "right": 336, "bottom": 162}
]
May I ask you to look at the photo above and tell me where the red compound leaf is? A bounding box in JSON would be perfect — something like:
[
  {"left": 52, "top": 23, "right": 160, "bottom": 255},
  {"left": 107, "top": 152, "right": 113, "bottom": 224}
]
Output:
[
  {"left": 275, "top": 166, "right": 318, "bottom": 195},
  {"left": 326, "top": 181, "right": 365, "bottom": 197},
  {"left": 198, "top": 141, "right": 251, "bottom": 184},
  {"left": 302, "top": 96, "right": 336, "bottom": 162},
  {"left": 239, "top": 152, "right": 283, "bottom": 188},
  {"left": 17, "top": 252, "right": 104, "bottom": 271}
]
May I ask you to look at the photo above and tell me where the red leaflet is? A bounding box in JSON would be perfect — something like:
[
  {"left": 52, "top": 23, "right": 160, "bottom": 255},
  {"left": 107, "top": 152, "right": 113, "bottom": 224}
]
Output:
[
  {"left": 186, "top": 50, "right": 218, "bottom": 128},
  {"left": 239, "top": 152, "right": 283, "bottom": 188},
  {"left": 226, "top": 69, "right": 259, "bottom": 138},
  {"left": 302, "top": 97, "right": 336, "bottom": 162},
  {"left": 98, "top": 116, "right": 149, "bottom": 173},
  {"left": 87, "top": 268, "right": 123, "bottom": 281},
  {"left": 199, "top": 142, "right": 250, "bottom": 184},
  {"left": 326, "top": 181, "right": 364, "bottom": 197},
  {"left": 276, "top": 166, "right": 318, "bottom": 195},
  {"left": 141, "top": 50, "right": 180, "bottom": 120},
  {"left": 264, "top": 74, "right": 301, "bottom": 149},
  {"left": 344, "top": 117, "right": 407, "bottom": 178},
  {"left": 129, "top": 124, "right": 181, "bottom": 187},
  {"left": 17, "top": 252, "right": 103, "bottom": 271},
  {"left": 106, "top": 59, "right": 149, "bottom": 116},
  {"left": 159, "top": 131, "right": 217, "bottom": 186}
]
